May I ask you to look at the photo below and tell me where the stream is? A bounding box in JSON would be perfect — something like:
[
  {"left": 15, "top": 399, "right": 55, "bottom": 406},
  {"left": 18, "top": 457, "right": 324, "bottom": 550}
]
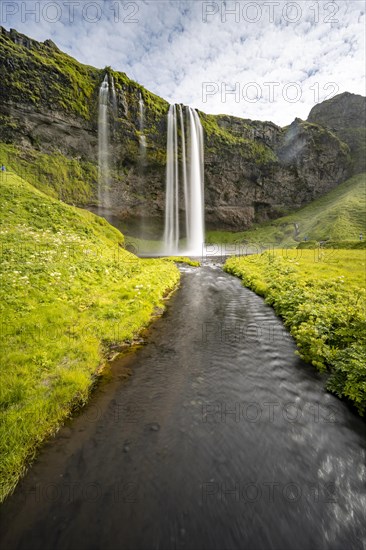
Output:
[{"left": 0, "top": 263, "right": 365, "bottom": 550}]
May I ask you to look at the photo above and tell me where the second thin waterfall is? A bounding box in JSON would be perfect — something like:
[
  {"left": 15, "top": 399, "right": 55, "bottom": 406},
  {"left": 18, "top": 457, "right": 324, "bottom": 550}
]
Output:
[
  {"left": 98, "top": 75, "right": 111, "bottom": 208},
  {"left": 163, "top": 104, "right": 204, "bottom": 255}
]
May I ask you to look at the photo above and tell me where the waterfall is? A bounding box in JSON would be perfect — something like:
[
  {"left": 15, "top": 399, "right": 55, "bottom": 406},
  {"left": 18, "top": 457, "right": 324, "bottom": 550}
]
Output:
[
  {"left": 111, "top": 75, "right": 118, "bottom": 118},
  {"left": 187, "top": 108, "right": 205, "bottom": 255},
  {"left": 138, "top": 92, "right": 146, "bottom": 158},
  {"left": 178, "top": 105, "right": 189, "bottom": 246},
  {"left": 163, "top": 104, "right": 180, "bottom": 253},
  {"left": 98, "top": 74, "right": 110, "bottom": 208},
  {"left": 139, "top": 92, "right": 145, "bottom": 132},
  {"left": 138, "top": 92, "right": 147, "bottom": 239},
  {"left": 163, "top": 104, "right": 205, "bottom": 256}
]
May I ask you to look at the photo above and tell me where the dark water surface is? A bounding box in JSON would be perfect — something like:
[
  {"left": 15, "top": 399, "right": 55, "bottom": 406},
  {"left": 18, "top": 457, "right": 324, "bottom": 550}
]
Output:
[{"left": 0, "top": 265, "right": 365, "bottom": 550}]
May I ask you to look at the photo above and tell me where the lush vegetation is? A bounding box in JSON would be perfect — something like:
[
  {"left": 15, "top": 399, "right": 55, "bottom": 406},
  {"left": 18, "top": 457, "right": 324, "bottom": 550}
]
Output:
[
  {"left": 200, "top": 111, "right": 278, "bottom": 164},
  {"left": 0, "top": 28, "right": 100, "bottom": 119},
  {"left": 340, "top": 127, "right": 366, "bottom": 174},
  {"left": 0, "top": 27, "right": 170, "bottom": 127},
  {"left": 297, "top": 240, "right": 366, "bottom": 250},
  {"left": 0, "top": 143, "right": 97, "bottom": 204},
  {"left": 321, "top": 240, "right": 366, "bottom": 249},
  {"left": 207, "top": 173, "right": 366, "bottom": 246},
  {"left": 0, "top": 27, "right": 177, "bottom": 212},
  {"left": 162, "top": 256, "right": 201, "bottom": 267},
  {"left": 0, "top": 171, "right": 180, "bottom": 502},
  {"left": 225, "top": 250, "right": 366, "bottom": 415}
]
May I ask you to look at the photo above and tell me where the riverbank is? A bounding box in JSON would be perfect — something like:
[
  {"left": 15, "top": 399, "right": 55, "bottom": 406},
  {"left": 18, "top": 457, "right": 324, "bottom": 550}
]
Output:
[
  {"left": 0, "top": 172, "right": 180, "bottom": 502},
  {"left": 224, "top": 250, "right": 366, "bottom": 415},
  {"left": 1, "top": 263, "right": 365, "bottom": 550}
]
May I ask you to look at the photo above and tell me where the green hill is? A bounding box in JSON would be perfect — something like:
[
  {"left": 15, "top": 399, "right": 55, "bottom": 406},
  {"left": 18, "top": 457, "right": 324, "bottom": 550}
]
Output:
[
  {"left": 207, "top": 173, "right": 366, "bottom": 246},
  {"left": 0, "top": 170, "right": 179, "bottom": 502}
]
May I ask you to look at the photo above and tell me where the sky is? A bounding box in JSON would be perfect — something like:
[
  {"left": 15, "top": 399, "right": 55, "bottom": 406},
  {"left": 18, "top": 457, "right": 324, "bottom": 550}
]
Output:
[{"left": 1, "top": 0, "right": 365, "bottom": 125}]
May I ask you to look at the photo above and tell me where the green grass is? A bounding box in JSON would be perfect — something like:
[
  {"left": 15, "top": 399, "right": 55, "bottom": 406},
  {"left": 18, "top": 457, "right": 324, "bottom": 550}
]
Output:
[
  {"left": 0, "top": 29, "right": 169, "bottom": 178},
  {"left": 225, "top": 250, "right": 366, "bottom": 415},
  {"left": 296, "top": 241, "right": 366, "bottom": 250},
  {"left": 207, "top": 173, "right": 366, "bottom": 246},
  {"left": 0, "top": 171, "right": 180, "bottom": 502},
  {"left": 162, "top": 256, "right": 201, "bottom": 267},
  {"left": 0, "top": 143, "right": 97, "bottom": 205},
  {"left": 200, "top": 111, "right": 278, "bottom": 164},
  {"left": 0, "top": 29, "right": 100, "bottom": 119},
  {"left": 0, "top": 28, "right": 169, "bottom": 131},
  {"left": 322, "top": 240, "right": 366, "bottom": 249}
]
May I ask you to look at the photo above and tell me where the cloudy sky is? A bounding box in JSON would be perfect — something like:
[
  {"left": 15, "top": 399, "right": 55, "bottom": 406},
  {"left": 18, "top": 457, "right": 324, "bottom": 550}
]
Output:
[{"left": 2, "top": 0, "right": 365, "bottom": 125}]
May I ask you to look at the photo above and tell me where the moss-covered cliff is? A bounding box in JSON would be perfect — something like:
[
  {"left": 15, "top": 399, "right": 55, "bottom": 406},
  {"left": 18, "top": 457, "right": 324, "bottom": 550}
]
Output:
[{"left": 0, "top": 26, "right": 356, "bottom": 230}]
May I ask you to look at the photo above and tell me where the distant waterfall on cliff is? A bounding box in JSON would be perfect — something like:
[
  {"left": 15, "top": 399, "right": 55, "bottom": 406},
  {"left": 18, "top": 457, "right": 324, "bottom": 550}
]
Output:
[
  {"left": 138, "top": 92, "right": 147, "bottom": 160},
  {"left": 111, "top": 76, "right": 118, "bottom": 118},
  {"left": 139, "top": 92, "right": 145, "bottom": 132},
  {"left": 98, "top": 74, "right": 110, "bottom": 208},
  {"left": 163, "top": 104, "right": 204, "bottom": 255}
]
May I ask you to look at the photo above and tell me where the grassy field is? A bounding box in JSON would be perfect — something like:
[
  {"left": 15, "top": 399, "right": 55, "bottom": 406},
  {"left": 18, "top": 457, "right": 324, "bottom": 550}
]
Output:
[
  {"left": 0, "top": 171, "right": 180, "bottom": 502},
  {"left": 0, "top": 143, "right": 98, "bottom": 205},
  {"left": 207, "top": 173, "right": 366, "bottom": 246},
  {"left": 225, "top": 250, "right": 366, "bottom": 415}
]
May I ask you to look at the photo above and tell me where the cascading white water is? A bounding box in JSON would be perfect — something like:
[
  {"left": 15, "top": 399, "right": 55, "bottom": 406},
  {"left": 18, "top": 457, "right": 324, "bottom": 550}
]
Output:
[
  {"left": 138, "top": 92, "right": 147, "bottom": 239},
  {"left": 163, "top": 104, "right": 205, "bottom": 256},
  {"left": 138, "top": 92, "right": 147, "bottom": 155},
  {"left": 187, "top": 108, "right": 205, "bottom": 255},
  {"left": 111, "top": 76, "right": 118, "bottom": 118},
  {"left": 98, "top": 74, "right": 110, "bottom": 208},
  {"left": 139, "top": 92, "right": 145, "bottom": 132},
  {"left": 178, "top": 105, "right": 189, "bottom": 246},
  {"left": 163, "top": 104, "right": 180, "bottom": 254}
]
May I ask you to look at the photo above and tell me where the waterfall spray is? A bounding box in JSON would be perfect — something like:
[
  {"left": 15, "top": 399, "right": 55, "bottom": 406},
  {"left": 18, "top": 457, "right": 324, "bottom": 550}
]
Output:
[{"left": 163, "top": 104, "right": 205, "bottom": 256}]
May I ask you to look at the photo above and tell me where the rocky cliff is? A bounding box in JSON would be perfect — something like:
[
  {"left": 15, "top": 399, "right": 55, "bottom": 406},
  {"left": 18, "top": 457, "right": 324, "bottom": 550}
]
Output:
[
  {"left": 0, "top": 26, "right": 359, "bottom": 230},
  {"left": 308, "top": 92, "right": 366, "bottom": 175}
]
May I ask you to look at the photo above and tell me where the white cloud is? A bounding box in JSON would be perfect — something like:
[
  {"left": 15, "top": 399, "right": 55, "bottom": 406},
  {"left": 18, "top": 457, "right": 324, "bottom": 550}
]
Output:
[{"left": 1, "top": 0, "right": 365, "bottom": 125}]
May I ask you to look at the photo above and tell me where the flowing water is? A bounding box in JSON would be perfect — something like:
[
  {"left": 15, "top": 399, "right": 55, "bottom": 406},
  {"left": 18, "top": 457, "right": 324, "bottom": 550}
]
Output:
[
  {"left": 187, "top": 108, "right": 205, "bottom": 255},
  {"left": 98, "top": 75, "right": 111, "bottom": 209},
  {"left": 163, "top": 105, "right": 205, "bottom": 256},
  {"left": 111, "top": 76, "right": 118, "bottom": 119},
  {"left": 0, "top": 263, "right": 365, "bottom": 550},
  {"left": 164, "top": 104, "right": 180, "bottom": 253},
  {"left": 138, "top": 93, "right": 147, "bottom": 187},
  {"left": 139, "top": 92, "right": 145, "bottom": 134}
]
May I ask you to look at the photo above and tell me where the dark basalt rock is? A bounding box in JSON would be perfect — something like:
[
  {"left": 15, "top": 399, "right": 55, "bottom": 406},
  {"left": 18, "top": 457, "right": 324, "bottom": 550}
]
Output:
[{"left": 308, "top": 92, "right": 366, "bottom": 174}]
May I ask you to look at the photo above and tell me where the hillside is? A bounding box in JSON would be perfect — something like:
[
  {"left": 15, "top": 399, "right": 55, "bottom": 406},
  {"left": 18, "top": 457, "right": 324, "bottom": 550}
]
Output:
[
  {"left": 0, "top": 169, "right": 180, "bottom": 501},
  {"left": 0, "top": 26, "right": 357, "bottom": 230},
  {"left": 207, "top": 173, "right": 366, "bottom": 245}
]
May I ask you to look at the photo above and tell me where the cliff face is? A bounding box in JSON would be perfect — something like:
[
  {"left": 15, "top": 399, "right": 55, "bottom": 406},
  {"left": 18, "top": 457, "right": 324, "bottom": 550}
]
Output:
[
  {"left": 0, "top": 26, "right": 357, "bottom": 230},
  {"left": 202, "top": 115, "right": 350, "bottom": 228},
  {"left": 308, "top": 92, "right": 366, "bottom": 175}
]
